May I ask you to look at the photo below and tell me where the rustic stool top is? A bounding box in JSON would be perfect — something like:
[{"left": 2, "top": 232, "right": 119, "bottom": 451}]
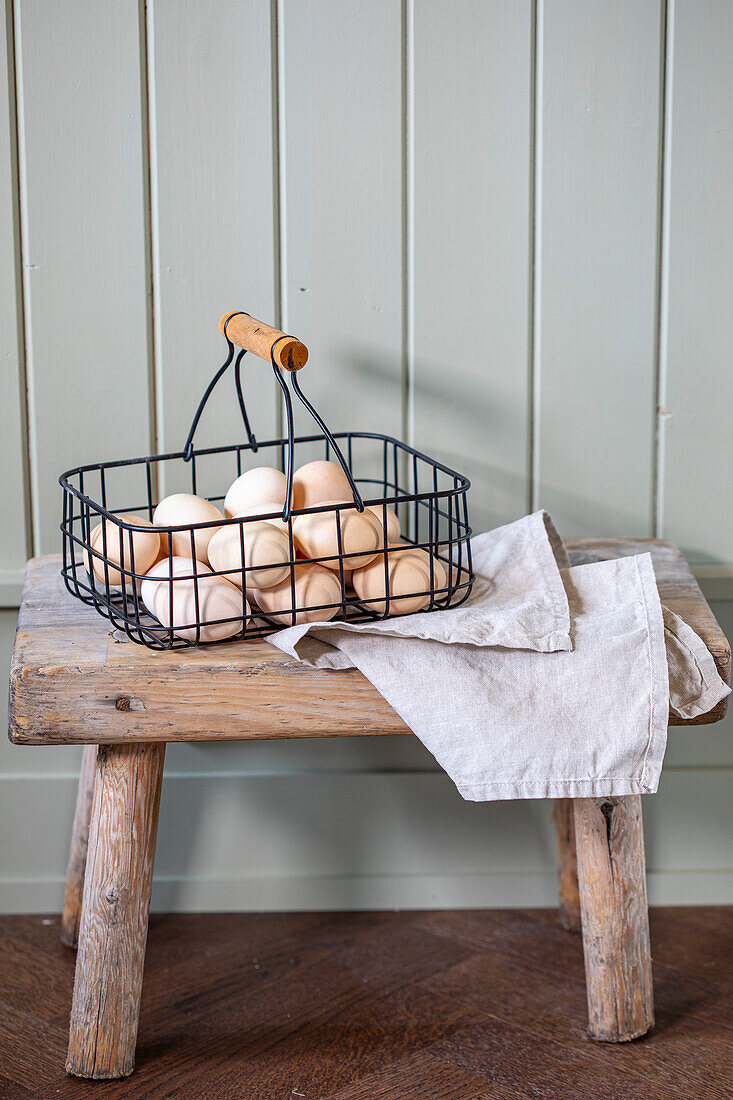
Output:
[{"left": 9, "top": 540, "right": 730, "bottom": 746}]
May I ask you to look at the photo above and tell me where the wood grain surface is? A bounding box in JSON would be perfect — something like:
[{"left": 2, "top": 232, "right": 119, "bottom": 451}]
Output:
[
  {"left": 59, "top": 744, "right": 96, "bottom": 949},
  {"left": 66, "top": 743, "right": 165, "bottom": 1078},
  {"left": 8, "top": 539, "right": 729, "bottom": 745},
  {"left": 574, "top": 795, "right": 654, "bottom": 1041},
  {"left": 553, "top": 798, "right": 581, "bottom": 932},
  {"left": 1, "top": 907, "right": 730, "bottom": 1096}
]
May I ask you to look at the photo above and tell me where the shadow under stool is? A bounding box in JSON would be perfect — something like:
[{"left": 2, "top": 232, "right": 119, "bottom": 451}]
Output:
[{"left": 8, "top": 539, "right": 730, "bottom": 1080}]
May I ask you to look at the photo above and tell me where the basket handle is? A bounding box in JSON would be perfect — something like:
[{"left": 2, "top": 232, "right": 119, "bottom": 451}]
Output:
[{"left": 220, "top": 312, "right": 308, "bottom": 372}]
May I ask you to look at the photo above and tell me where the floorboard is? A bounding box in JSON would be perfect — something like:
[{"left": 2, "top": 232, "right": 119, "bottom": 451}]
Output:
[{"left": 0, "top": 907, "right": 730, "bottom": 1098}]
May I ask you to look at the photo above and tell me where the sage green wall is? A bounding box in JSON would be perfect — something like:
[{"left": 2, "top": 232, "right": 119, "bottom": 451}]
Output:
[{"left": 1, "top": 0, "right": 731, "bottom": 912}]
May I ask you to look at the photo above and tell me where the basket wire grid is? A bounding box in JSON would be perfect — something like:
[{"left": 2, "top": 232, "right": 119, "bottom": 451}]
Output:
[{"left": 60, "top": 314, "right": 474, "bottom": 648}]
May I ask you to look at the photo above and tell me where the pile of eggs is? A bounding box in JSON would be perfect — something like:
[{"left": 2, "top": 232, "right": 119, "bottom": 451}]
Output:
[{"left": 84, "top": 460, "right": 447, "bottom": 642}]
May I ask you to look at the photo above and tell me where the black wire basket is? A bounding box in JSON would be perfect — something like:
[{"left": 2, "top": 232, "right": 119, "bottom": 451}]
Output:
[{"left": 60, "top": 312, "right": 474, "bottom": 649}]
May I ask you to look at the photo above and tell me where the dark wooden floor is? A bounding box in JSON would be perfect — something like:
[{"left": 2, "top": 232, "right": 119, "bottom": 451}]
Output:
[{"left": 1, "top": 907, "right": 731, "bottom": 1099}]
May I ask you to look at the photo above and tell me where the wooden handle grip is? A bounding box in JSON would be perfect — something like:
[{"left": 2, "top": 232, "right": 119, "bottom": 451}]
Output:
[{"left": 219, "top": 312, "right": 309, "bottom": 371}]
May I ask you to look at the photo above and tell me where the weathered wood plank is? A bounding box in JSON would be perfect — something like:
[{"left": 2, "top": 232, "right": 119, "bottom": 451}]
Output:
[
  {"left": 553, "top": 798, "right": 580, "bottom": 932},
  {"left": 66, "top": 742, "right": 165, "bottom": 1079},
  {"left": 574, "top": 795, "right": 654, "bottom": 1041},
  {"left": 8, "top": 541, "right": 729, "bottom": 745},
  {"left": 60, "top": 745, "right": 97, "bottom": 949}
]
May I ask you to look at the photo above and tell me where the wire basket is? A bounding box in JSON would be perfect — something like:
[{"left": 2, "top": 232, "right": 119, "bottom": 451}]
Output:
[{"left": 60, "top": 312, "right": 474, "bottom": 649}]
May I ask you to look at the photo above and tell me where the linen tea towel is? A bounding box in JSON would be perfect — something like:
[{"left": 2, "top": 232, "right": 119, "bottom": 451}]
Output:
[{"left": 266, "top": 513, "right": 729, "bottom": 801}]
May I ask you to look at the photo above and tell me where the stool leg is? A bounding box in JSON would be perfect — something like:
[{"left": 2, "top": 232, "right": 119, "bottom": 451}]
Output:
[
  {"left": 66, "top": 743, "right": 165, "bottom": 1079},
  {"left": 553, "top": 797, "right": 581, "bottom": 931},
  {"left": 573, "top": 795, "right": 654, "bottom": 1041},
  {"left": 60, "top": 745, "right": 97, "bottom": 948}
]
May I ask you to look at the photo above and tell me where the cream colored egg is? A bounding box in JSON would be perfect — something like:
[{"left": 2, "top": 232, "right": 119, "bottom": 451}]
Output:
[
  {"left": 84, "top": 514, "right": 161, "bottom": 588},
  {"left": 366, "top": 504, "right": 401, "bottom": 545},
  {"left": 224, "top": 467, "right": 287, "bottom": 518},
  {"left": 352, "top": 546, "right": 444, "bottom": 616},
  {"left": 292, "top": 460, "right": 353, "bottom": 511},
  {"left": 253, "top": 562, "right": 342, "bottom": 625},
  {"left": 207, "top": 521, "right": 291, "bottom": 590},
  {"left": 152, "top": 573, "right": 248, "bottom": 643},
  {"left": 153, "top": 494, "right": 223, "bottom": 564},
  {"left": 140, "top": 556, "right": 211, "bottom": 614},
  {"left": 293, "top": 500, "right": 383, "bottom": 571},
  {"left": 235, "top": 500, "right": 289, "bottom": 535},
  {"left": 391, "top": 541, "right": 448, "bottom": 591}
]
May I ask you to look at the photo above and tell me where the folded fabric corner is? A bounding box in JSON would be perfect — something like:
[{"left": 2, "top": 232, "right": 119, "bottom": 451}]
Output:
[{"left": 664, "top": 606, "right": 732, "bottom": 719}]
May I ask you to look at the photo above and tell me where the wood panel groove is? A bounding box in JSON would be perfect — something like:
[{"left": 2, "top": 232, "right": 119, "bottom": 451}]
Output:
[
  {"left": 1, "top": 0, "right": 32, "bottom": 592},
  {"left": 139, "top": 0, "right": 159, "bottom": 472},
  {"left": 652, "top": 0, "right": 673, "bottom": 539},
  {"left": 528, "top": 0, "right": 543, "bottom": 516}
]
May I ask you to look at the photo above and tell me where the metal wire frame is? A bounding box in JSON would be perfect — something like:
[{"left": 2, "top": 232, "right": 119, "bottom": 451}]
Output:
[{"left": 59, "top": 332, "right": 473, "bottom": 649}]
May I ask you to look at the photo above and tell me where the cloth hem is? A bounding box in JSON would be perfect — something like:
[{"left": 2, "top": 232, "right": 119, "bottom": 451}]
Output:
[
  {"left": 456, "top": 776, "right": 659, "bottom": 802},
  {"left": 636, "top": 553, "right": 669, "bottom": 792}
]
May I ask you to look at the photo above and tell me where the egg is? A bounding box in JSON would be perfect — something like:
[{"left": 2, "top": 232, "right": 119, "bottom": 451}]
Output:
[
  {"left": 366, "top": 504, "right": 401, "bottom": 545},
  {"left": 392, "top": 541, "right": 448, "bottom": 590},
  {"left": 207, "top": 520, "right": 291, "bottom": 590},
  {"left": 140, "top": 555, "right": 211, "bottom": 614},
  {"left": 352, "top": 544, "right": 446, "bottom": 616},
  {"left": 292, "top": 460, "right": 353, "bottom": 510},
  {"left": 235, "top": 500, "right": 290, "bottom": 535},
  {"left": 152, "top": 573, "right": 248, "bottom": 643},
  {"left": 253, "top": 562, "right": 343, "bottom": 625},
  {"left": 153, "top": 494, "right": 223, "bottom": 564},
  {"left": 224, "top": 467, "right": 287, "bottom": 517},
  {"left": 84, "top": 514, "right": 161, "bottom": 588},
  {"left": 293, "top": 500, "right": 383, "bottom": 571}
]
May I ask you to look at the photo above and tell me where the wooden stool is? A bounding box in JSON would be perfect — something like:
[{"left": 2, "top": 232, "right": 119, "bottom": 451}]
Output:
[{"left": 9, "top": 540, "right": 729, "bottom": 1080}]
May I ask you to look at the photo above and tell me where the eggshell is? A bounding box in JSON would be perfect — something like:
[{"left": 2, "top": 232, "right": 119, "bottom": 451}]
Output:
[
  {"left": 153, "top": 494, "right": 223, "bottom": 564},
  {"left": 207, "top": 520, "right": 291, "bottom": 590},
  {"left": 366, "top": 504, "right": 401, "bottom": 545},
  {"left": 293, "top": 500, "right": 383, "bottom": 571},
  {"left": 224, "top": 467, "right": 287, "bottom": 517},
  {"left": 140, "top": 555, "right": 211, "bottom": 614},
  {"left": 352, "top": 545, "right": 445, "bottom": 616},
  {"left": 152, "top": 573, "right": 248, "bottom": 643},
  {"left": 292, "top": 460, "right": 353, "bottom": 510},
  {"left": 253, "top": 562, "right": 342, "bottom": 625},
  {"left": 84, "top": 514, "right": 161, "bottom": 588},
  {"left": 392, "top": 541, "right": 448, "bottom": 590},
  {"left": 235, "top": 500, "right": 289, "bottom": 535}
]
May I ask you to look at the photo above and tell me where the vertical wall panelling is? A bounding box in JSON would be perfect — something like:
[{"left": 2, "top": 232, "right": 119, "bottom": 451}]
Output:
[
  {"left": 0, "top": 0, "right": 29, "bottom": 600},
  {"left": 279, "top": 0, "right": 403, "bottom": 453},
  {"left": 534, "top": 0, "right": 663, "bottom": 537},
  {"left": 147, "top": 0, "right": 278, "bottom": 499},
  {"left": 3, "top": 2, "right": 733, "bottom": 913},
  {"left": 658, "top": 0, "right": 733, "bottom": 570},
  {"left": 14, "top": 0, "right": 152, "bottom": 552},
  {"left": 411, "top": 0, "right": 534, "bottom": 532}
]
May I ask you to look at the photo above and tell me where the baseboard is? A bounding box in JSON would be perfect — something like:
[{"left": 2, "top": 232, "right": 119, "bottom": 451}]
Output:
[{"left": 2, "top": 869, "right": 732, "bottom": 915}]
